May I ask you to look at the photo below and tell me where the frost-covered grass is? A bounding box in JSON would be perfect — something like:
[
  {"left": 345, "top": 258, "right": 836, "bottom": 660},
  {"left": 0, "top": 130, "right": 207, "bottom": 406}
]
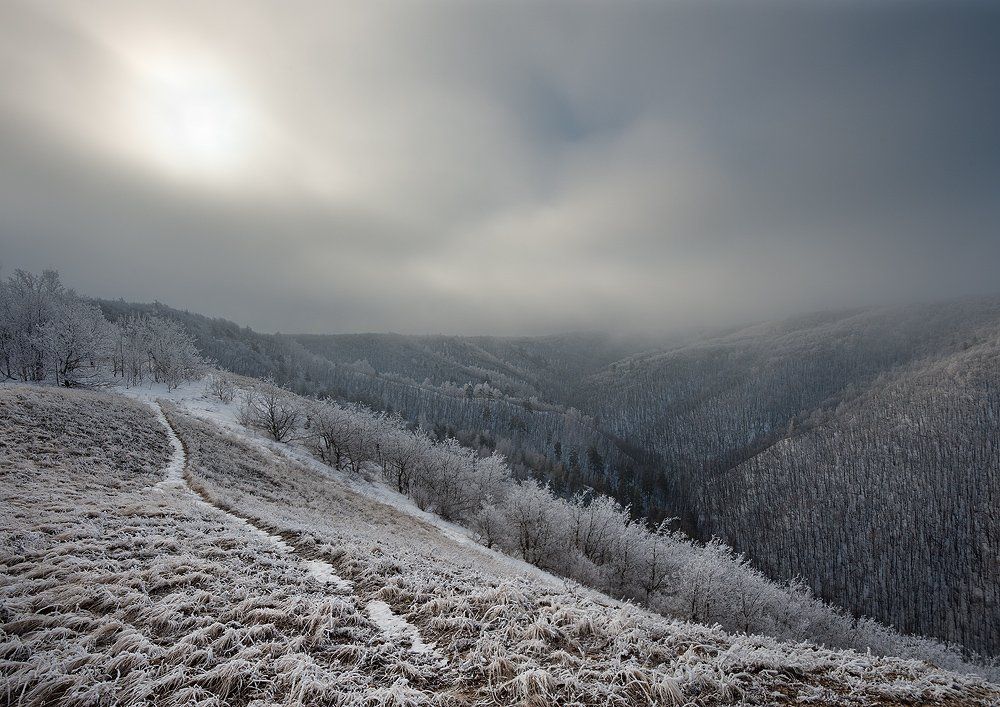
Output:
[
  {"left": 3, "top": 383, "right": 999, "bottom": 705},
  {"left": 167, "top": 392, "right": 1000, "bottom": 705},
  {"left": 0, "top": 386, "right": 451, "bottom": 706},
  {"left": 175, "top": 374, "right": 997, "bottom": 677}
]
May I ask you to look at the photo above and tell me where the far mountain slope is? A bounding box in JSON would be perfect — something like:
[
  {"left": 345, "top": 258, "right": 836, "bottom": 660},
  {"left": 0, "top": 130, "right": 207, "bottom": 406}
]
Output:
[
  {"left": 579, "top": 297, "right": 1000, "bottom": 655},
  {"left": 294, "top": 331, "right": 650, "bottom": 402},
  {"left": 696, "top": 334, "right": 1000, "bottom": 655}
]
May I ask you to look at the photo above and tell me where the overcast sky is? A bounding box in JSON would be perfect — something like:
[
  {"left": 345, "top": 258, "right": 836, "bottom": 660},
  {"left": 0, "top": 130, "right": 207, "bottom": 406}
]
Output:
[{"left": 1, "top": 1, "right": 998, "bottom": 335}]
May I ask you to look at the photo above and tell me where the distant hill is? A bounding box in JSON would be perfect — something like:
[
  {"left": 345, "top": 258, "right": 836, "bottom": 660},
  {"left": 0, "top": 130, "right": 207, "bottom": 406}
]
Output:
[
  {"left": 697, "top": 335, "right": 1000, "bottom": 654},
  {"left": 294, "top": 331, "right": 647, "bottom": 402}
]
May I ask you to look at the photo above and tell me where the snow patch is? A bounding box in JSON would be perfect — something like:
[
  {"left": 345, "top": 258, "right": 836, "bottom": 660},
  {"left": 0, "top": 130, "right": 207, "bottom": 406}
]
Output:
[
  {"left": 228, "top": 515, "right": 294, "bottom": 553},
  {"left": 305, "top": 559, "right": 352, "bottom": 591},
  {"left": 366, "top": 600, "right": 435, "bottom": 654}
]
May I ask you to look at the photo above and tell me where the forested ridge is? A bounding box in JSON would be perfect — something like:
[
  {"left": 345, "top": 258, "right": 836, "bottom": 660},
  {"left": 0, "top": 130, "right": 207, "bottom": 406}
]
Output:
[
  {"left": 93, "top": 295, "right": 1000, "bottom": 656},
  {"left": 579, "top": 300, "right": 1000, "bottom": 656},
  {"left": 696, "top": 336, "right": 1000, "bottom": 654}
]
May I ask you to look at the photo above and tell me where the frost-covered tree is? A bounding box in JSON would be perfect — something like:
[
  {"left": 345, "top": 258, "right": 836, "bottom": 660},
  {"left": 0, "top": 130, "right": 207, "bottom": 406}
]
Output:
[
  {"left": 106, "top": 313, "right": 203, "bottom": 389},
  {"left": 0, "top": 269, "right": 205, "bottom": 389},
  {"left": 39, "top": 297, "right": 111, "bottom": 386},
  {"left": 408, "top": 439, "right": 511, "bottom": 521},
  {"left": 338, "top": 404, "right": 385, "bottom": 475},
  {"left": 237, "top": 384, "right": 303, "bottom": 442},
  {"left": 307, "top": 400, "right": 358, "bottom": 468},
  {"left": 147, "top": 315, "right": 203, "bottom": 389},
  {"left": 110, "top": 314, "right": 151, "bottom": 387},
  {"left": 489, "top": 481, "right": 569, "bottom": 568},
  {"left": 206, "top": 372, "right": 237, "bottom": 403},
  {"left": 381, "top": 425, "right": 433, "bottom": 493},
  {"left": 0, "top": 269, "right": 63, "bottom": 381}
]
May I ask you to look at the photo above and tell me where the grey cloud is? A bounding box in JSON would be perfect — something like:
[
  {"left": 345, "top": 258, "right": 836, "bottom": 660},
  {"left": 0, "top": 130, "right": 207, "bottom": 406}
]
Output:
[{"left": 1, "top": 0, "right": 998, "bottom": 334}]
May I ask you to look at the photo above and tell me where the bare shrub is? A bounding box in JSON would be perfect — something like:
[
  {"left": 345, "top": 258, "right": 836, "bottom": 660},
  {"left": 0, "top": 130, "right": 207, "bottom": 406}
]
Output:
[
  {"left": 206, "top": 373, "right": 237, "bottom": 403},
  {"left": 237, "top": 385, "right": 302, "bottom": 442}
]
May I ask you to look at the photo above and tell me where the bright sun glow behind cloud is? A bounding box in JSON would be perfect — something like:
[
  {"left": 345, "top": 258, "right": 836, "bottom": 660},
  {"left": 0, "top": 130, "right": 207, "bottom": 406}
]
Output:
[{"left": 127, "top": 52, "right": 252, "bottom": 178}]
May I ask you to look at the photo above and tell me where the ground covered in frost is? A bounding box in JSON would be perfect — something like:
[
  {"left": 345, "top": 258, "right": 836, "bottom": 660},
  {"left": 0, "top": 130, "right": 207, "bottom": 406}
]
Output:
[{"left": 2, "top": 384, "right": 999, "bottom": 706}]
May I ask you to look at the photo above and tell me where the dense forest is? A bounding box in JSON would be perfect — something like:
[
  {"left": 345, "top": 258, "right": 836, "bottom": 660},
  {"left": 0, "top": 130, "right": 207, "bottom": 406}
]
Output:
[
  {"left": 579, "top": 301, "right": 1000, "bottom": 655},
  {"left": 94, "top": 295, "right": 1000, "bottom": 656},
  {"left": 696, "top": 338, "right": 1000, "bottom": 654}
]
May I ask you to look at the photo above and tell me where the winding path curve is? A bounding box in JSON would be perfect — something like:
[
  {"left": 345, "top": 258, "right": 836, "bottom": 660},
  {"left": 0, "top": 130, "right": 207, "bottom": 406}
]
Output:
[{"left": 148, "top": 399, "right": 434, "bottom": 654}]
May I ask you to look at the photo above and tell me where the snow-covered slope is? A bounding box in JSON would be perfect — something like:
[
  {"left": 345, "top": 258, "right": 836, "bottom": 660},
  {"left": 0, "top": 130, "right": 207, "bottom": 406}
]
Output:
[
  {"left": 2, "top": 384, "right": 999, "bottom": 705},
  {"left": 96, "top": 294, "right": 1000, "bottom": 657}
]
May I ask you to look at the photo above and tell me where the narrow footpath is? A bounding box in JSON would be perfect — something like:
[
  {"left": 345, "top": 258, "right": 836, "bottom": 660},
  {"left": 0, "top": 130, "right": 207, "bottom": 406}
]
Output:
[{"left": 149, "top": 400, "right": 435, "bottom": 656}]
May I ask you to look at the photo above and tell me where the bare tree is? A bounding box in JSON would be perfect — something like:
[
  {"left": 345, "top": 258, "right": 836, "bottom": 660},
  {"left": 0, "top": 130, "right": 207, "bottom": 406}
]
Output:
[
  {"left": 39, "top": 297, "right": 111, "bottom": 386},
  {"left": 110, "top": 314, "right": 151, "bottom": 387},
  {"left": 206, "top": 373, "right": 237, "bottom": 403},
  {"left": 1, "top": 269, "right": 63, "bottom": 381},
  {"left": 382, "top": 426, "right": 431, "bottom": 493},
  {"left": 147, "top": 316, "right": 203, "bottom": 389},
  {"left": 238, "top": 386, "right": 302, "bottom": 442}
]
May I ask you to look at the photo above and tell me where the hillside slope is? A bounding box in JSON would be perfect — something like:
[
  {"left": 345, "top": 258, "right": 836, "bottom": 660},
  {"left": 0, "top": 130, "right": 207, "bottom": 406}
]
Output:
[
  {"left": 94, "top": 300, "right": 657, "bottom": 507},
  {"left": 580, "top": 298, "right": 1000, "bottom": 654},
  {"left": 582, "top": 299, "right": 1000, "bottom": 476},
  {"left": 4, "top": 384, "right": 999, "bottom": 705},
  {"left": 92, "top": 296, "right": 1000, "bottom": 656},
  {"left": 697, "top": 334, "right": 1000, "bottom": 655}
]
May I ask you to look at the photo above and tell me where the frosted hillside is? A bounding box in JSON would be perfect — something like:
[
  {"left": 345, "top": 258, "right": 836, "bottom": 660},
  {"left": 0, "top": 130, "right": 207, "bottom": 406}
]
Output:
[
  {"left": 95, "top": 293, "right": 1000, "bottom": 657},
  {"left": 2, "top": 384, "right": 999, "bottom": 706}
]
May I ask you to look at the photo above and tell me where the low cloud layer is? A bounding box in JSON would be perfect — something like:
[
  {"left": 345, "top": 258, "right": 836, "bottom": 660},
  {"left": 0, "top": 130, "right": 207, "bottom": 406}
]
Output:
[{"left": 2, "top": 1, "right": 999, "bottom": 334}]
